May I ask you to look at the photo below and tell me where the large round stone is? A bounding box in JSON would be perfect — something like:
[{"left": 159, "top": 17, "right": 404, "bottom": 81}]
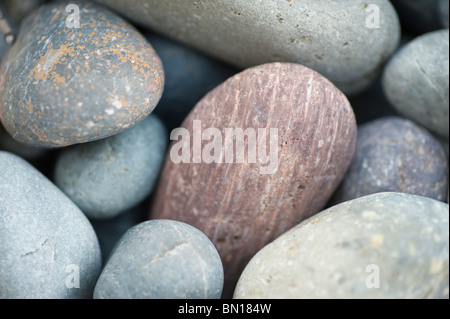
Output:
[
  {"left": 0, "top": 151, "right": 102, "bottom": 298},
  {"left": 95, "top": 0, "right": 400, "bottom": 96},
  {"left": 0, "top": 0, "right": 164, "bottom": 147},
  {"left": 149, "top": 62, "right": 357, "bottom": 297},
  {"left": 94, "top": 220, "right": 224, "bottom": 299},
  {"left": 234, "top": 192, "right": 449, "bottom": 299}
]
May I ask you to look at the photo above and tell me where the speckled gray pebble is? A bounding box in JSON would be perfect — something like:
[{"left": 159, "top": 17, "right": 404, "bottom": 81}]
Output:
[
  {"left": 94, "top": 219, "right": 224, "bottom": 299},
  {"left": 383, "top": 29, "right": 449, "bottom": 139},
  {"left": 95, "top": 0, "right": 400, "bottom": 96},
  {"left": 0, "top": 1, "right": 164, "bottom": 148},
  {"left": 234, "top": 192, "right": 449, "bottom": 299},
  {"left": 331, "top": 117, "right": 449, "bottom": 205},
  {"left": 0, "top": 151, "right": 102, "bottom": 298},
  {"left": 54, "top": 115, "right": 167, "bottom": 220}
]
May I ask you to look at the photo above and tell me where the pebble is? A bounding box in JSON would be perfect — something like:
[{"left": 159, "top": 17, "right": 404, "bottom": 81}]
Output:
[
  {"left": 331, "top": 117, "right": 449, "bottom": 205},
  {"left": 149, "top": 62, "right": 357, "bottom": 297},
  {"left": 234, "top": 192, "right": 449, "bottom": 299},
  {"left": 95, "top": 0, "right": 400, "bottom": 96},
  {"left": 54, "top": 115, "right": 167, "bottom": 220},
  {"left": 0, "top": 151, "right": 102, "bottom": 298},
  {"left": 0, "top": 0, "right": 164, "bottom": 148},
  {"left": 391, "top": 0, "right": 443, "bottom": 35},
  {"left": 93, "top": 220, "right": 224, "bottom": 299},
  {"left": 147, "top": 32, "right": 238, "bottom": 132},
  {"left": 382, "top": 29, "right": 449, "bottom": 139}
]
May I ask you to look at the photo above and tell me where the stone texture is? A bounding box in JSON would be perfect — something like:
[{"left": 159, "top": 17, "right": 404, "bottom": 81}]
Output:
[
  {"left": 95, "top": 0, "right": 400, "bottom": 96},
  {"left": 234, "top": 192, "right": 449, "bottom": 299},
  {"left": 0, "top": 151, "right": 102, "bottom": 298},
  {"left": 391, "top": 0, "right": 443, "bottom": 35},
  {"left": 331, "top": 117, "right": 449, "bottom": 205},
  {"left": 54, "top": 114, "right": 167, "bottom": 220},
  {"left": 149, "top": 62, "right": 357, "bottom": 297},
  {"left": 0, "top": 0, "right": 164, "bottom": 148},
  {"left": 383, "top": 29, "right": 449, "bottom": 139},
  {"left": 147, "top": 32, "right": 238, "bottom": 132},
  {"left": 94, "top": 220, "right": 224, "bottom": 299}
]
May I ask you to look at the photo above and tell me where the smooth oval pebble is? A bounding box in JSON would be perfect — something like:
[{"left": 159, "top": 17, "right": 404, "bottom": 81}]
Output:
[
  {"left": 331, "top": 116, "right": 449, "bottom": 204},
  {"left": 95, "top": 0, "right": 400, "bottom": 96},
  {"left": 0, "top": 151, "right": 102, "bottom": 298},
  {"left": 150, "top": 62, "right": 357, "bottom": 297},
  {"left": 93, "top": 219, "right": 224, "bottom": 299},
  {"left": 234, "top": 192, "right": 449, "bottom": 299},
  {"left": 54, "top": 114, "right": 167, "bottom": 220},
  {"left": 382, "top": 29, "right": 449, "bottom": 139},
  {"left": 0, "top": 0, "right": 164, "bottom": 148}
]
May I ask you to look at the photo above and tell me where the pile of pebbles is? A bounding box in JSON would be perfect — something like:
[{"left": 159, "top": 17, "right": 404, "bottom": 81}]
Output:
[{"left": 0, "top": 0, "right": 448, "bottom": 299}]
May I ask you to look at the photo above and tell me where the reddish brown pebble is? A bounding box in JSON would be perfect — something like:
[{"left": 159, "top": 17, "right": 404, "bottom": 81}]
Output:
[{"left": 149, "top": 62, "right": 357, "bottom": 297}]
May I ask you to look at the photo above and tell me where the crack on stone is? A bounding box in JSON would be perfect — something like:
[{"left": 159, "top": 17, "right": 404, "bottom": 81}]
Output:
[{"left": 21, "top": 238, "right": 49, "bottom": 257}]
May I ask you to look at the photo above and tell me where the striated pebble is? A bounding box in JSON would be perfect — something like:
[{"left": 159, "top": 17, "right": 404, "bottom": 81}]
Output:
[
  {"left": 234, "top": 192, "right": 449, "bottom": 299},
  {"left": 150, "top": 62, "right": 357, "bottom": 297}
]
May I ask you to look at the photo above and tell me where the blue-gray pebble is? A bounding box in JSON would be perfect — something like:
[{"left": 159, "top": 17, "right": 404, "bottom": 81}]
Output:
[
  {"left": 54, "top": 114, "right": 167, "bottom": 219},
  {"left": 94, "top": 219, "right": 224, "bottom": 299},
  {"left": 148, "top": 32, "right": 237, "bottom": 132},
  {"left": 330, "top": 117, "right": 449, "bottom": 205},
  {"left": 382, "top": 29, "right": 449, "bottom": 139},
  {"left": 0, "top": 151, "right": 102, "bottom": 298}
]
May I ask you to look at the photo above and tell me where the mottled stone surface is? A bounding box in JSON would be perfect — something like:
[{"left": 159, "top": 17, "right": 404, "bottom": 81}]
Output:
[
  {"left": 148, "top": 32, "right": 238, "bottom": 132},
  {"left": 94, "top": 220, "right": 224, "bottom": 299},
  {"left": 0, "top": 1, "right": 164, "bottom": 148},
  {"left": 0, "top": 151, "right": 102, "bottom": 298},
  {"left": 95, "top": 0, "right": 400, "bottom": 96},
  {"left": 383, "top": 30, "right": 449, "bottom": 139},
  {"left": 391, "top": 0, "right": 443, "bottom": 35},
  {"left": 150, "top": 62, "right": 357, "bottom": 297},
  {"left": 234, "top": 192, "right": 449, "bottom": 299},
  {"left": 54, "top": 115, "right": 167, "bottom": 219},
  {"left": 331, "top": 117, "right": 449, "bottom": 205}
]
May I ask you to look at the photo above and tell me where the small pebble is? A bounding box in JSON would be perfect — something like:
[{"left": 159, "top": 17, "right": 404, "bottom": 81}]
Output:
[
  {"left": 0, "top": 151, "right": 102, "bottom": 298},
  {"left": 234, "top": 192, "right": 449, "bottom": 299},
  {"left": 331, "top": 117, "right": 449, "bottom": 205},
  {"left": 383, "top": 29, "right": 449, "bottom": 139},
  {"left": 54, "top": 115, "right": 167, "bottom": 220},
  {"left": 93, "top": 219, "right": 224, "bottom": 299},
  {"left": 0, "top": 0, "right": 164, "bottom": 147}
]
